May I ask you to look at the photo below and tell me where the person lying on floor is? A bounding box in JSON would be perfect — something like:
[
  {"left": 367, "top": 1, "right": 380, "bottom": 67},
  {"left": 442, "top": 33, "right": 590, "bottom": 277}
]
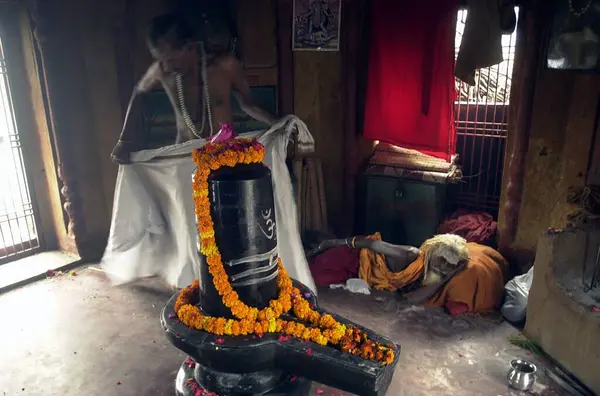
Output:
[{"left": 306, "top": 233, "right": 508, "bottom": 316}]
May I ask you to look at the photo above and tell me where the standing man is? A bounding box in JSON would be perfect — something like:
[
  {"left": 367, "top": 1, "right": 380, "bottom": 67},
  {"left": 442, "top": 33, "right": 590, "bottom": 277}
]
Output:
[{"left": 111, "top": 13, "right": 277, "bottom": 164}]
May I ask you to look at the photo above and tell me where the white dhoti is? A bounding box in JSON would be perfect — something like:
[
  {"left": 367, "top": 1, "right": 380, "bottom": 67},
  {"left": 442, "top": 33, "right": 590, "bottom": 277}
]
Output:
[{"left": 101, "top": 115, "right": 317, "bottom": 293}]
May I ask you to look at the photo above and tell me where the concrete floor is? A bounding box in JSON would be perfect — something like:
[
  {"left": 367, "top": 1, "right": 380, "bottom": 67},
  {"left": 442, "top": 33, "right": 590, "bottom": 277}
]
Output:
[{"left": 0, "top": 266, "right": 564, "bottom": 396}]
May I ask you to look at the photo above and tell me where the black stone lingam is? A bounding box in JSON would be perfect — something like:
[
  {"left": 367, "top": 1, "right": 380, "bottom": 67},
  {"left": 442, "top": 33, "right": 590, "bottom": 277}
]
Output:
[
  {"left": 199, "top": 163, "right": 279, "bottom": 318},
  {"left": 162, "top": 162, "right": 401, "bottom": 396}
]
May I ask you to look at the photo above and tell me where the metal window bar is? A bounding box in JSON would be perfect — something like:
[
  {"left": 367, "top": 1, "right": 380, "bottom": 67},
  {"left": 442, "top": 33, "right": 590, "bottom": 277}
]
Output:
[
  {"left": 451, "top": 8, "right": 519, "bottom": 216},
  {"left": 0, "top": 33, "right": 41, "bottom": 264}
]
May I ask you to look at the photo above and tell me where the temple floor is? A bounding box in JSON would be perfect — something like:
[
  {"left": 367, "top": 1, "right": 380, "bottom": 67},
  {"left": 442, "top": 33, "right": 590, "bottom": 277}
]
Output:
[{"left": 0, "top": 265, "right": 563, "bottom": 396}]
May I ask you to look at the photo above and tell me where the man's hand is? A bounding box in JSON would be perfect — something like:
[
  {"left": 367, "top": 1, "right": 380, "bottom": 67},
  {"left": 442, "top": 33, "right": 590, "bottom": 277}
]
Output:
[
  {"left": 404, "top": 282, "right": 443, "bottom": 304},
  {"left": 404, "top": 263, "right": 467, "bottom": 304},
  {"left": 111, "top": 141, "right": 137, "bottom": 165},
  {"left": 112, "top": 81, "right": 149, "bottom": 165}
]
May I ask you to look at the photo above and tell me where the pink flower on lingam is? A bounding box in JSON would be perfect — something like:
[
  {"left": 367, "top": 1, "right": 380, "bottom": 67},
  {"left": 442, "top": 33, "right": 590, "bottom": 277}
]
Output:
[{"left": 209, "top": 123, "right": 237, "bottom": 143}]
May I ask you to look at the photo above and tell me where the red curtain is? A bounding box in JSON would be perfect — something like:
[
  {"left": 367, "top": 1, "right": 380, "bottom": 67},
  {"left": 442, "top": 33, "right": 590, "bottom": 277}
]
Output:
[{"left": 363, "top": 0, "right": 458, "bottom": 161}]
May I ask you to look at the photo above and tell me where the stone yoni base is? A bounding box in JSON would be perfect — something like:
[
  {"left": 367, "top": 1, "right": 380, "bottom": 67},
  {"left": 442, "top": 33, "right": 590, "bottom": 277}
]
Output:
[
  {"left": 162, "top": 281, "right": 400, "bottom": 396},
  {"left": 175, "top": 357, "right": 312, "bottom": 396}
]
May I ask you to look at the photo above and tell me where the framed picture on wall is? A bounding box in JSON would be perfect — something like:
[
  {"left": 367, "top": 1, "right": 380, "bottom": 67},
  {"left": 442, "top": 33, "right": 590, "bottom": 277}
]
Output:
[
  {"left": 292, "top": 0, "right": 342, "bottom": 51},
  {"left": 547, "top": 0, "right": 600, "bottom": 71}
]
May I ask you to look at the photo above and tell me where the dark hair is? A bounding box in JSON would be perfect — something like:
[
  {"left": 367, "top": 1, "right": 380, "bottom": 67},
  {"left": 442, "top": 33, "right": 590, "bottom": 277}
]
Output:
[{"left": 147, "top": 14, "right": 194, "bottom": 50}]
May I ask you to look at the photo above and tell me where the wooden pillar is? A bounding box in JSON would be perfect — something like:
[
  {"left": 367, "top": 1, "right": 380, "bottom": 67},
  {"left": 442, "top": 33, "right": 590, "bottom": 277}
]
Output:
[
  {"left": 341, "top": 0, "right": 367, "bottom": 235},
  {"left": 498, "top": 0, "right": 546, "bottom": 252},
  {"left": 29, "top": 0, "right": 110, "bottom": 260},
  {"left": 586, "top": 100, "right": 600, "bottom": 185}
]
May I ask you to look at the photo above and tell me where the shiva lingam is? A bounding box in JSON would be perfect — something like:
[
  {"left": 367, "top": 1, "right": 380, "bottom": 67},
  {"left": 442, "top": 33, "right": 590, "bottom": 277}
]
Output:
[{"left": 161, "top": 138, "right": 400, "bottom": 396}]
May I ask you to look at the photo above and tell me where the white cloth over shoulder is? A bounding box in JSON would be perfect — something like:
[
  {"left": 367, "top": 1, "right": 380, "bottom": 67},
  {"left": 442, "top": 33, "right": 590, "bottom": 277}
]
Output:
[{"left": 101, "top": 115, "right": 317, "bottom": 293}]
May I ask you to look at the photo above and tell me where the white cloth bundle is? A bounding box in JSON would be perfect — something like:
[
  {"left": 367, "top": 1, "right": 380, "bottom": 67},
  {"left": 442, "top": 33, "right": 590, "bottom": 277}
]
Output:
[{"left": 101, "top": 115, "right": 317, "bottom": 293}]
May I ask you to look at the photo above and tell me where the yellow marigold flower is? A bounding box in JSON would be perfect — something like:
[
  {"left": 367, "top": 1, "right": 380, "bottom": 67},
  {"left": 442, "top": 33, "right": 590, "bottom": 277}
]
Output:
[
  {"left": 268, "top": 318, "right": 277, "bottom": 333},
  {"left": 224, "top": 319, "right": 234, "bottom": 336},
  {"left": 302, "top": 328, "right": 311, "bottom": 340},
  {"left": 248, "top": 308, "right": 259, "bottom": 321}
]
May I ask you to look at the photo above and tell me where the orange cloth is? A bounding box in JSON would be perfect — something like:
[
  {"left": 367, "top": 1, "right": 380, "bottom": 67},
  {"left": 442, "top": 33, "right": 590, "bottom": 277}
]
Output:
[
  {"left": 358, "top": 234, "right": 508, "bottom": 314},
  {"left": 358, "top": 233, "right": 424, "bottom": 292}
]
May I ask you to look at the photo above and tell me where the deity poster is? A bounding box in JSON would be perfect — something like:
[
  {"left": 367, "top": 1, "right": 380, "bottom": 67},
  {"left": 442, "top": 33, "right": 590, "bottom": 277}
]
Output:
[{"left": 292, "top": 0, "right": 342, "bottom": 51}]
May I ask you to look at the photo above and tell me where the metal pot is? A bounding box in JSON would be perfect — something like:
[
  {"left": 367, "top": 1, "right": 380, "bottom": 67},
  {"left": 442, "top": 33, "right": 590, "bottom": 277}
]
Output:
[{"left": 507, "top": 359, "right": 537, "bottom": 391}]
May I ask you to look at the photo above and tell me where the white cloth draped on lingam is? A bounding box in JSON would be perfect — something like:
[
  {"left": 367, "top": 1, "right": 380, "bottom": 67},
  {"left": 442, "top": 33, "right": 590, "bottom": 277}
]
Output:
[{"left": 101, "top": 115, "right": 317, "bottom": 293}]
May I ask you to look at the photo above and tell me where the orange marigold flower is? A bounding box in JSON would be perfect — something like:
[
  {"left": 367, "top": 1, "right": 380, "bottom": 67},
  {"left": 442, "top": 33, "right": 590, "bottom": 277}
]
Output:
[
  {"left": 319, "top": 314, "right": 336, "bottom": 329},
  {"left": 231, "top": 321, "right": 241, "bottom": 336},
  {"left": 285, "top": 322, "right": 296, "bottom": 334},
  {"left": 309, "top": 328, "right": 322, "bottom": 341},
  {"left": 240, "top": 319, "right": 254, "bottom": 334},
  {"left": 257, "top": 311, "right": 267, "bottom": 321},
  {"left": 384, "top": 350, "right": 394, "bottom": 365},
  {"left": 276, "top": 319, "right": 285, "bottom": 332},
  {"left": 222, "top": 291, "right": 239, "bottom": 307},
  {"left": 309, "top": 311, "right": 321, "bottom": 325},
  {"left": 261, "top": 320, "right": 269, "bottom": 333},
  {"left": 247, "top": 308, "right": 259, "bottom": 321},
  {"left": 264, "top": 308, "right": 275, "bottom": 320}
]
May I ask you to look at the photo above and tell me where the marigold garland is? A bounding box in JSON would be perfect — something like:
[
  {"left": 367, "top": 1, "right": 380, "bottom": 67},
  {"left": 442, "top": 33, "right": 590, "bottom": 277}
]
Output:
[{"left": 174, "top": 138, "right": 394, "bottom": 365}]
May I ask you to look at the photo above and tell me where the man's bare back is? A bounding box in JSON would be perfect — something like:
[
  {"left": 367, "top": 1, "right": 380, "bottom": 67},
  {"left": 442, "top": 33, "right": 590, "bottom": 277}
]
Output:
[{"left": 111, "top": 14, "right": 276, "bottom": 164}]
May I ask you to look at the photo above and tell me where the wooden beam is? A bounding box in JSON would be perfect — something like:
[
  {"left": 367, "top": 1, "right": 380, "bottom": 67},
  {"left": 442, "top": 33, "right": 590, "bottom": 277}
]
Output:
[{"left": 275, "top": 0, "right": 294, "bottom": 117}]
